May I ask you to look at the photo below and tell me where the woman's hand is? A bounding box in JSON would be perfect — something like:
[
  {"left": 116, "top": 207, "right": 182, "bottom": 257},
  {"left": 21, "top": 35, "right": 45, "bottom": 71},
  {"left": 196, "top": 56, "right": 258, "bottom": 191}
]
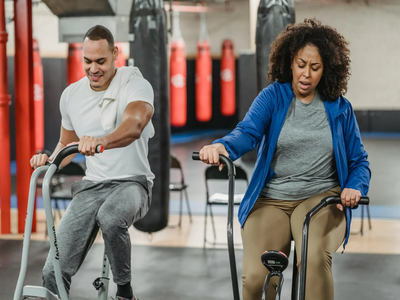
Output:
[
  {"left": 199, "top": 143, "right": 229, "bottom": 171},
  {"left": 336, "top": 188, "right": 362, "bottom": 211}
]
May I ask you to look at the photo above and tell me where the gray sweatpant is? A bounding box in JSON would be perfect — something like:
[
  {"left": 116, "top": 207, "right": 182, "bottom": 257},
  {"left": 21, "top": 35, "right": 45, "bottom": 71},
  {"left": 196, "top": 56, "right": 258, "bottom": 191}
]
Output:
[{"left": 42, "top": 175, "right": 152, "bottom": 297}]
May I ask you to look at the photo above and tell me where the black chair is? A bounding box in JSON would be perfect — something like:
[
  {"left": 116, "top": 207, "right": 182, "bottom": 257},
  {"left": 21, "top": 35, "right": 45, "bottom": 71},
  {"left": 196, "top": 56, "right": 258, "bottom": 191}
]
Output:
[
  {"left": 351, "top": 202, "right": 372, "bottom": 235},
  {"left": 204, "top": 165, "right": 248, "bottom": 245},
  {"left": 169, "top": 154, "right": 192, "bottom": 227}
]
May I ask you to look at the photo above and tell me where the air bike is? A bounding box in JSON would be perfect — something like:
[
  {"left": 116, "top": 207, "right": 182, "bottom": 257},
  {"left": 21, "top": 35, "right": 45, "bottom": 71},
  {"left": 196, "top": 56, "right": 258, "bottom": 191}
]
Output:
[
  {"left": 13, "top": 144, "right": 108, "bottom": 300},
  {"left": 192, "top": 152, "right": 369, "bottom": 300}
]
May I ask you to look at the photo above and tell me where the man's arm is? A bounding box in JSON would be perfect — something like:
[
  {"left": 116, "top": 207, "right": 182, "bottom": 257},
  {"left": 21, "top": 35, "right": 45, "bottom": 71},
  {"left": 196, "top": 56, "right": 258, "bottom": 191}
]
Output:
[
  {"left": 78, "top": 101, "right": 154, "bottom": 156},
  {"left": 30, "top": 126, "right": 80, "bottom": 169}
]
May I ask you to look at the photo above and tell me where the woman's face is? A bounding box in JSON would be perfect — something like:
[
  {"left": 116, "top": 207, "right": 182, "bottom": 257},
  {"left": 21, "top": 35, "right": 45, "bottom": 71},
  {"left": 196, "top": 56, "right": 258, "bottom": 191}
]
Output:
[{"left": 291, "top": 44, "right": 324, "bottom": 103}]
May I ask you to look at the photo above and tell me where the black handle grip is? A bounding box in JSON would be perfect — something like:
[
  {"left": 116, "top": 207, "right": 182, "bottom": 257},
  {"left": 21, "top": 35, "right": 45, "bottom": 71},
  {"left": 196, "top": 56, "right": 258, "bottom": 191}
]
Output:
[
  {"left": 52, "top": 144, "right": 103, "bottom": 168},
  {"left": 324, "top": 196, "right": 369, "bottom": 206},
  {"left": 192, "top": 151, "right": 235, "bottom": 176}
]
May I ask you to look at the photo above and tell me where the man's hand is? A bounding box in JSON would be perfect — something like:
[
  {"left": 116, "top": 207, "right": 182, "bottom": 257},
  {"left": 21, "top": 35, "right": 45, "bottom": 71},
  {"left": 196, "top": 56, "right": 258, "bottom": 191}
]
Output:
[
  {"left": 78, "top": 136, "right": 104, "bottom": 156},
  {"left": 30, "top": 153, "right": 50, "bottom": 169},
  {"left": 336, "top": 188, "right": 362, "bottom": 211}
]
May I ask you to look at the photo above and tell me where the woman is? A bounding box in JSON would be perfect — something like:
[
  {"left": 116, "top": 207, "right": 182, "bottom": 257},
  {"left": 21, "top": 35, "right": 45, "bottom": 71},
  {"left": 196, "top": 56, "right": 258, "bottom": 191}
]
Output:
[{"left": 199, "top": 19, "right": 371, "bottom": 300}]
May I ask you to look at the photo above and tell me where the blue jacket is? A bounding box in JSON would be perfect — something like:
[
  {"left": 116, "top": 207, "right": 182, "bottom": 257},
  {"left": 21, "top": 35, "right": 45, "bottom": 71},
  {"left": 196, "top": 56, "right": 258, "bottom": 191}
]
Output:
[{"left": 214, "top": 81, "right": 371, "bottom": 247}]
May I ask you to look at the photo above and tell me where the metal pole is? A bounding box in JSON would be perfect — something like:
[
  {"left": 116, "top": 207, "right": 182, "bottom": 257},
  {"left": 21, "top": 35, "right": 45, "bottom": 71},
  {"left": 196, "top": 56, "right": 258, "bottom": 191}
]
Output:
[
  {"left": 0, "top": 0, "right": 11, "bottom": 234},
  {"left": 13, "top": 166, "right": 48, "bottom": 300},
  {"left": 227, "top": 172, "right": 240, "bottom": 300},
  {"left": 14, "top": 0, "right": 35, "bottom": 233}
]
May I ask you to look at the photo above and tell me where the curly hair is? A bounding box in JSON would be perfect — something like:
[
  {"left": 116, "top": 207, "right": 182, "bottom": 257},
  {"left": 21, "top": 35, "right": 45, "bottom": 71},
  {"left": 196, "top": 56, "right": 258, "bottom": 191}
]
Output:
[{"left": 267, "top": 19, "right": 351, "bottom": 101}]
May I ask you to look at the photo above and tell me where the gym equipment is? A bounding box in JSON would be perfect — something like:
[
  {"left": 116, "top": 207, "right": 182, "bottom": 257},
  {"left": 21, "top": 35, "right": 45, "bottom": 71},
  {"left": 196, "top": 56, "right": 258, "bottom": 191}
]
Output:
[
  {"left": 32, "top": 38, "right": 44, "bottom": 152},
  {"left": 13, "top": 144, "right": 106, "bottom": 300},
  {"left": 220, "top": 39, "right": 236, "bottom": 117},
  {"left": 256, "top": 0, "right": 295, "bottom": 92},
  {"left": 115, "top": 42, "right": 126, "bottom": 68},
  {"left": 170, "top": 11, "right": 187, "bottom": 127},
  {"left": 129, "top": 0, "right": 170, "bottom": 233},
  {"left": 195, "top": 13, "right": 212, "bottom": 122},
  {"left": 67, "top": 43, "right": 85, "bottom": 85},
  {"left": 262, "top": 195, "right": 369, "bottom": 300},
  {"left": 203, "top": 164, "right": 248, "bottom": 246},
  {"left": 192, "top": 151, "right": 370, "bottom": 300},
  {"left": 261, "top": 250, "right": 288, "bottom": 300}
]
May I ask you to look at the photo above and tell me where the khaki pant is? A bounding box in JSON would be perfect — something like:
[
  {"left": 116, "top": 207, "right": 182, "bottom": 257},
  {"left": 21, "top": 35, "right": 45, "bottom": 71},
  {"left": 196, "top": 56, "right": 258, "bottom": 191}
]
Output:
[{"left": 241, "top": 186, "right": 345, "bottom": 300}]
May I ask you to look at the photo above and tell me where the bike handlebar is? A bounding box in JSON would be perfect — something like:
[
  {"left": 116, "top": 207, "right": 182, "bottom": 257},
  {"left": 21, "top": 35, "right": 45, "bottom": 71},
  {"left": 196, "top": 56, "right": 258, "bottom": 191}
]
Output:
[
  {"left": 321, "top": 195, "right": 369, "bottom": 206},
  {"left": 51, "top": 144, "right": 103, "bottom": 167},
  {"left": 192, "top": 151, "right": 236, "bottom": 176},
  {"left": 299, "top": 194, "right": 369, "bottom": 300},
  {"left": 192, "top": 151, "right": 239, "bottom": 299}
]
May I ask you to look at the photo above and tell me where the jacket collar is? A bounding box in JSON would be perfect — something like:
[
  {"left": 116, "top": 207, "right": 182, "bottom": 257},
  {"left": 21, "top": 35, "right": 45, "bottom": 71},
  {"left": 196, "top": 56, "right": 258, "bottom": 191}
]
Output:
[
  {"left": 275, "top": 81, "right": 350, "bottom": 118},
  {"left": 323, "top": 95, "right": 351, "bottom": 118}
]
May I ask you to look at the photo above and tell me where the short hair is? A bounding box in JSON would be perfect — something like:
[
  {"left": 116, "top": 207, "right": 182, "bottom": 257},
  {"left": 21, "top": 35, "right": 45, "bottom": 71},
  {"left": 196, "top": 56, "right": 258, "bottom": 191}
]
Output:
[
  {"left": 83, "top": 25, "right": 115, "bottom": 51},
  {"left": 268, "top": 19, "right": 351, "bottom": 101}
]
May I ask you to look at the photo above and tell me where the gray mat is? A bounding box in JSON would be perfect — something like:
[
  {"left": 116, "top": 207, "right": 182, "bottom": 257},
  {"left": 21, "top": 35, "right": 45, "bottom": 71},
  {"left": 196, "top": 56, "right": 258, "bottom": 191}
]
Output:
[{"left": 1, "top": 239, "right": 400, "bottom": 300}]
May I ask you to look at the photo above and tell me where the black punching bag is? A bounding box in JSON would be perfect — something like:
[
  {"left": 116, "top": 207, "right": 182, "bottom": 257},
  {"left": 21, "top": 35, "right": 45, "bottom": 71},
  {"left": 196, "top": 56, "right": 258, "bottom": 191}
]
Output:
[
  {"left": 256, "top": 0, "right": 295, "bottom": 92},
  {"left": 129, "top": 0, "right": 170, "bottom": 232}
]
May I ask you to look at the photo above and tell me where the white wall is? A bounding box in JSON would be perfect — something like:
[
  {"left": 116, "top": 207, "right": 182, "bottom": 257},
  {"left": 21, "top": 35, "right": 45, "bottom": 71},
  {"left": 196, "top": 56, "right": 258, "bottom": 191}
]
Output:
[
  {"left": 295, "top": 1, "right": 400, "bottom": 110},
  {"left": 169, "top": 1, "right": 251, "bottom": 57}
]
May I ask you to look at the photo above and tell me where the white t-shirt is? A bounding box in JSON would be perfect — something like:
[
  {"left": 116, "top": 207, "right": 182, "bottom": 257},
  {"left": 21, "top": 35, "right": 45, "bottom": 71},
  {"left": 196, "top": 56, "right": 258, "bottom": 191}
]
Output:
[{"left": 60, "top": 74, "right": 155, "bottom": 185}]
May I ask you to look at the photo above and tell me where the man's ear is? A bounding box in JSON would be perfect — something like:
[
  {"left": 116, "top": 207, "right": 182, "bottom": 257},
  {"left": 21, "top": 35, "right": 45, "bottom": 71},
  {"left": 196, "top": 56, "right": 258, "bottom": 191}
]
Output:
[{"left": 113, "top": 46, "right": 118, "bottom": 61}]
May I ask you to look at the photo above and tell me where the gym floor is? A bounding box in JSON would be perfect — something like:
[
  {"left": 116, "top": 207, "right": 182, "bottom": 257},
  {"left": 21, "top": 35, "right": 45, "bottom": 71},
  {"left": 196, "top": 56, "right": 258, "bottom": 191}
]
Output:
[{"left": 1, "top": 133, "right": 400, "bottom": 299}]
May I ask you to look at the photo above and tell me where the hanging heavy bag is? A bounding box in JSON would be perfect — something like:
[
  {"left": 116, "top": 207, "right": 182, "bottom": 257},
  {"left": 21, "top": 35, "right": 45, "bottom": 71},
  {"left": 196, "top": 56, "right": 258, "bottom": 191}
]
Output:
[
  {"left": 195, "top": 13, "right": 212, "bottom": 122},
  {"left": 256, "top": 0, "right": 295, "bottom": 92},
  {"left": 170, "top": 11, "right": 187, "bottom": 127},
  {"left": 67, "top": 43, "right": 86, "bottom": 85},
  {"left": 129, "top": 0, "right": 170, "bottom": 232},
  {"left": 220, "top": 39, "right": 236, "bottom": 117},
  {"left": 115, "top": 42, "right": 126, "bottom": 68}
]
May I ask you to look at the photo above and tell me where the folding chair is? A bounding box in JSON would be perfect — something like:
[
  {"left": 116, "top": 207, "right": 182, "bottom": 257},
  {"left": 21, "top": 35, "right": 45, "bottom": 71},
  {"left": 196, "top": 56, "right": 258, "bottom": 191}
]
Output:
[
  {"left": 204, "top": 165, "right": 248, "bottom": 245},
  {"left": 351, "top": 202, "right": 372, "bottom": 235},
  {"left": 169, "top": 154, "right": 192, "bottom": 227}
]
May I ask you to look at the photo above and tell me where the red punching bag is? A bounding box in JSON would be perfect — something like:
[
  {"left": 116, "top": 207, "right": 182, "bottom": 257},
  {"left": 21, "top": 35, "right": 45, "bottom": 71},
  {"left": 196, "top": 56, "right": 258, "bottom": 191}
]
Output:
[
  {"left": 170, "top": 11, "right": 187, "bottom": 127},
  {"left": 115, "top": 42, "right": 126, "bottom": 68},
  {"left": 220, "top": 39, "right": 236, "bottom": 116},
  {"left": 170, "top": 39, "right": 187, "bottom": 127},
  {"left": 195, "top": 14, "right": 212, "bottom": 122},
  {"left": 32, "top": 39, "right": 44, "bottom": 152},
  {"left": 67, "top": 43, "right": 86, "bottom": 85}
]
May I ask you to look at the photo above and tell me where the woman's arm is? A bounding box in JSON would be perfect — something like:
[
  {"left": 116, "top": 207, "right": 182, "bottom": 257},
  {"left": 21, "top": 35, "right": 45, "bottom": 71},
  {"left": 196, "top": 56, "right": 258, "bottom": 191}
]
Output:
[
  {"left": 339, "top": 105, "right": 371, "bottom": 209},
  {"left": 213, "top": 86, "right": 278, "bottom": 161},
  {"left": 343, "top": 106, "right": 371, "bottom": 194}
]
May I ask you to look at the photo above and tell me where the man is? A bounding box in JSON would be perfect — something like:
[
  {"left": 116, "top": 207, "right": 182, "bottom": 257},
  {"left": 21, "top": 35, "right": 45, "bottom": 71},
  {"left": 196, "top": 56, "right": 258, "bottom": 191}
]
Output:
[{"left": 30, "top": 25, "right": 154, "bottom": 300}]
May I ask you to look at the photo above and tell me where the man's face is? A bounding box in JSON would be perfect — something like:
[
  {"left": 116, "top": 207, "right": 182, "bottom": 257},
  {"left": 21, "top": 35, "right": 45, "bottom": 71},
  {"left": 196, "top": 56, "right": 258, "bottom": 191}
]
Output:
[{"left": 83, "top": 38, "right": 117, "bottom": 91}]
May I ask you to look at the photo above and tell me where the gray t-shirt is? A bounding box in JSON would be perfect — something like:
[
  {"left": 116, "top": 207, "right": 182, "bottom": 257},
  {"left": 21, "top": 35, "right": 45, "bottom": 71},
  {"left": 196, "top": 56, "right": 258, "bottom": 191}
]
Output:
[{"left": 260, "top": 92, "right": 339, "bottom": 200}]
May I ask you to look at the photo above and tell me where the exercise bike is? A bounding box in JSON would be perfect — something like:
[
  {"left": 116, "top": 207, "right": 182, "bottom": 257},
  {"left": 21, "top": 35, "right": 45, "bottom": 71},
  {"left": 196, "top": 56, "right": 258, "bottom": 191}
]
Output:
[
  {"left": 192, "top": 152, "right": 369, "bottom": 300},
  {"left": 13, "top": 144, "right": 108, "bottom": 300}
]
